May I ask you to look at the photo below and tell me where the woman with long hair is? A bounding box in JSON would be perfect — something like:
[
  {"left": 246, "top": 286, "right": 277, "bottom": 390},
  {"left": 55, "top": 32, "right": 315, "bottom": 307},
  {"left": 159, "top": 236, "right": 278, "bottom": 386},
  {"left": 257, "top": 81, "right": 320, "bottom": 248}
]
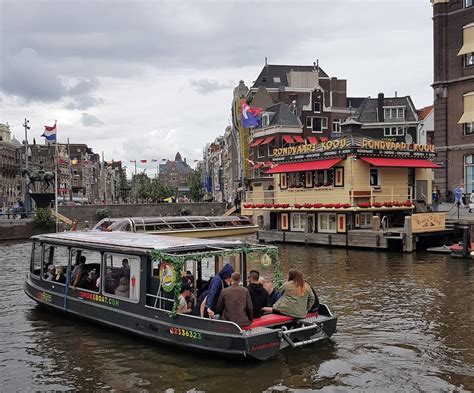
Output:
[{"left": 263, "top": 268, "right": 315, "bottom": 318}]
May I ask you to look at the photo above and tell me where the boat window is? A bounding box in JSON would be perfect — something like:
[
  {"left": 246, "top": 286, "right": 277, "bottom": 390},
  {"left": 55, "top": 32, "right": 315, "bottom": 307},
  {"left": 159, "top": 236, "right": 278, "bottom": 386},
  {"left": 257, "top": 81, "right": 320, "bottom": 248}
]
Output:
[
  {"left": 146, "top": 259, "right": 177, "bottom": 310},
  {"left": 135, "top": 225, "right": 145, "bottom": 232},
  {"left": 193, "top": 222, "right": 212, "bottom": 228},
  {"left": 70, "top": 248, "right": 102, "bottom": 293},
  {"left": 103, "top": 253, "right": 140, "bottom": 302},
  {"left": 30, "top": 242, "right": 42, "bottom": 276},
  {"left": 108, "top": 220, "right": 131, "bottom": 231},
  {"left": 168, "top": 222, "right": 194, "bottom": 229},
  {"left": 42, "top": 244, "right": 69, "bottom": 285}
]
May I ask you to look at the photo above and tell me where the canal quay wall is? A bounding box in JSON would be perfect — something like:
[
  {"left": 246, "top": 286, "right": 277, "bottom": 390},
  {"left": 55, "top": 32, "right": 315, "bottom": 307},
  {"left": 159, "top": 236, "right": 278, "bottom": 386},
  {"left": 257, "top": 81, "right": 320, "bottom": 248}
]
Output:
[
  {"left": 0, "top": 202, "right": 227, "bottom": 240},
  {"left": 58, "top": 202, "right": 227, "bottom": 229}
]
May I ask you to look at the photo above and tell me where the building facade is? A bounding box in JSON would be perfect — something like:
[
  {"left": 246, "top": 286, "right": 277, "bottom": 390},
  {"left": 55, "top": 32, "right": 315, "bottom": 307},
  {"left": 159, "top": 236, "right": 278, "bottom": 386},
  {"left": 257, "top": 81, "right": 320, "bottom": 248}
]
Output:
[
  {"left": 433, "top": 0, "right": 474, "bottom": 195},
  {"left": 158, "top": 152, "right": 192, "bottom": 197},
  {"left": 0, "top": 123, "right": 21, "bottom": 207}
]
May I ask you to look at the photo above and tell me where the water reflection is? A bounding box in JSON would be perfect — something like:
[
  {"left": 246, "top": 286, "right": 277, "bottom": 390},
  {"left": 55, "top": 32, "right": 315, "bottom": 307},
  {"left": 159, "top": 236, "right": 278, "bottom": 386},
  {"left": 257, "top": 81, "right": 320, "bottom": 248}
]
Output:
[{"left": 0, "top": 241, "right": 473, "bottom": 391}]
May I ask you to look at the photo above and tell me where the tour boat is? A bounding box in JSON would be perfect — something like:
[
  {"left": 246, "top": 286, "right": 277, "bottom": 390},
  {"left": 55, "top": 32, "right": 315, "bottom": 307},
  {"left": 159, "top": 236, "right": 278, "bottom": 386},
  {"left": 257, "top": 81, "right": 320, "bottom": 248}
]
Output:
[
  {"left": 92, "top": 215, "right": 259, "bottom": 238},
  {"left": 24, "top": 231, "right": 337, "bottom": 360}
]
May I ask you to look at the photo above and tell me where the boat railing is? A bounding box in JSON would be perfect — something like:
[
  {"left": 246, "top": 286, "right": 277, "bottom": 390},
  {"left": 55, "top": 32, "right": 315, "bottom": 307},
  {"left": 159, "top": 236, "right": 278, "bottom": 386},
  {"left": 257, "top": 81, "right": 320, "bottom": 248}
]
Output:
[{"left": 245, "top": 187, "right": 414, "bottom": 206}]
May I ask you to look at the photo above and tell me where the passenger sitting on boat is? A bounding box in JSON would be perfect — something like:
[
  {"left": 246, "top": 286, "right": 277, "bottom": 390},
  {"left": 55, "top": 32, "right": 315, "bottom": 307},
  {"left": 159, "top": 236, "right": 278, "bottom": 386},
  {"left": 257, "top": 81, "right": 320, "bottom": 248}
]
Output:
[
  {"left": 192, "top": 290, "right": 208, "bottom": 318},
  {"left": 205, "top": 263, "right": 234, "bottom": 319},
  {"left": 246, "top": 270, "right": 269, "bottom": 318},
  {"left": 54, "top": 266, "right": 66, "bottom": 284},
  {"left": 104, "top": 268, "right": 116, "bottom": 293},
  {"left": 114, "top": 277, "right": 130, "bottom": 298},
  {"left": 72, "top": 256, "right": 86, "bottom": 276},
  {"left": 262, "top": 269, "right": 315, "bottom": 319},
  {"left": 215, "top": 272, "right": 253, "bottom": 328},
  {"left": 262, "top": 277, "right": 281, "bottom": 307},
  {"left": 45, "top": 264, "right": 56, "bottom": 281},
  {"left": 120, "top": 259, "right": 130, "bottom": 277},
  {"left": 178, "top": 283, "right": 192, "bottom": 314},
  {"left": 181, "top": 271, "right": 195, "bottom": 309}
]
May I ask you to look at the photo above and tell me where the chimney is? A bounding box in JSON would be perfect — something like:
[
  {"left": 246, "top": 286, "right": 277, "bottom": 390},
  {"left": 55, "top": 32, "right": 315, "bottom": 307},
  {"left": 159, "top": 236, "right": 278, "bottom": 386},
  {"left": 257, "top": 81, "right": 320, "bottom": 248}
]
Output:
[
  {"left": 377, "top": 92, "right": 384, "bottom": 122},
  {"left": 265, "top": 57, "right": 268, "bottom": 67}
]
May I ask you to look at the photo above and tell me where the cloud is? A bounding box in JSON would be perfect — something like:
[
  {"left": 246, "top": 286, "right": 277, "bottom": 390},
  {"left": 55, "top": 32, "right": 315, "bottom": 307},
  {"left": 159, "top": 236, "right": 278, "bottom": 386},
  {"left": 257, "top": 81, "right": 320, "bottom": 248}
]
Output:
[
  {"left": 189, "top": 78, "right": 233, "bottom": 95},
  {"left": 80, "top": 113, "right": 103, "bottom": 127},
  {"left": 65, "top": 95, "right": 104, "bottom": 110}
]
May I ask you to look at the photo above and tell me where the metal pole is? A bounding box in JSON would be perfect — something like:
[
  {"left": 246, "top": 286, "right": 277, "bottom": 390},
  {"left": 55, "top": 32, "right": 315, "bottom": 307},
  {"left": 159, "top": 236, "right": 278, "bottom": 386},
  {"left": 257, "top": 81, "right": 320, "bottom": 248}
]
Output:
[
  {"left": 54, "top": 120, "right": 59, "bottom": 232},
  {"left": 23, "top": 118, "right": 29, "bottom": 170}
]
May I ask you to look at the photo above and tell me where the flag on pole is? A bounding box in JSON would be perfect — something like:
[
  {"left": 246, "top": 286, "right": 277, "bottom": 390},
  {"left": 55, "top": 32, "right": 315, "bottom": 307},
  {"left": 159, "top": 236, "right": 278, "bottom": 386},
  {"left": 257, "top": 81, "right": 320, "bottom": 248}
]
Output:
[
  {"left": 151, "top": 159, "right": 158, "bottom": 162},
  {"left": 140, "top": 159, "right": 147, "bottom": 163},
  {"left": 41, "top": 123, "right": 57, "bottom": 141},
  {"left": 240, "top": 99, "right": 263, "bottom": 128}
]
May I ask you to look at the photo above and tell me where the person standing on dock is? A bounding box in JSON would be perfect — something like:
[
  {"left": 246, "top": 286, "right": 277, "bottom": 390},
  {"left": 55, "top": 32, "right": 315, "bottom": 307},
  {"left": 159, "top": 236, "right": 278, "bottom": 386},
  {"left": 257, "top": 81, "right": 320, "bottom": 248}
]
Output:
[
  {"left": 454, "top": 184, "right": 465, "bottom": 208},
  {"left": 432, "top": 186, "right": 440, "bottom": 212}
]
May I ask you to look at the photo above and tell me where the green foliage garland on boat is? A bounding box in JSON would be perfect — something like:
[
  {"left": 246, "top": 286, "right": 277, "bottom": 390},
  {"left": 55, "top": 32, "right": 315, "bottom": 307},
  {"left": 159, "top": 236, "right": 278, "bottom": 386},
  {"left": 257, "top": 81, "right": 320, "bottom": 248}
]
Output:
[{"left": 150, "top": 245, "right": 282, "bottom": 317}]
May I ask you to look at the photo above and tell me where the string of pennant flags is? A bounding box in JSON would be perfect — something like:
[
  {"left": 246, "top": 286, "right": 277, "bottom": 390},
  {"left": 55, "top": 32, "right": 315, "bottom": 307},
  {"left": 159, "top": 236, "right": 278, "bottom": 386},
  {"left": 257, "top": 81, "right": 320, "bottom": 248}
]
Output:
[{"left": 246, "top": 159, "right": 276, "bottom": 170}]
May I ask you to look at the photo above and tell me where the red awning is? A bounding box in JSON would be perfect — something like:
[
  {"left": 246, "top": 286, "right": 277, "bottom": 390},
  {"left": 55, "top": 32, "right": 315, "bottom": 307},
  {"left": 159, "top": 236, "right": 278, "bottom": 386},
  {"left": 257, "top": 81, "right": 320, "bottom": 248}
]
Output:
[
  {"left": 261, "top": 136, "right": 275, "bottom": 145},
  {"left": 250, "top": 138, "right": 264, "bottom": 147},
  {"left": 283, "top": 135, "right": 294, "bottom": 144},
  {"left": 253, "top": 163, "right": 263, "bottom": 169},
  {"left": 293, "top": 135, "right": 305, "bottom": 143},
  {"left": 307, "top": 137, "right": 318, "bottom": 144},
  {"left": 360, "top": 157, "right": 441, "bottom": 168},
  {"left": 319, "top": 137, "right": 328, "bottom": 142},
  {"left": 266, "top": 158, "right": 343, "bottom": 174}
]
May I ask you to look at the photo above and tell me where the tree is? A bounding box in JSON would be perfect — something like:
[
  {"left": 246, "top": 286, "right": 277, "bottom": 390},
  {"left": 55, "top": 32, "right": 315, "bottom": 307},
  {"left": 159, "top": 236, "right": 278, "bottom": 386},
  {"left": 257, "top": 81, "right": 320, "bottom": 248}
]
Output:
[
  {"left": 117, "top": 167, "right": 130, "bottom": 202},
  {"left": 189, "top": 168, "right": 204, "bottom": 202},
  {"left": 136, "top": 172, "right": 151, "bottom": 202}
]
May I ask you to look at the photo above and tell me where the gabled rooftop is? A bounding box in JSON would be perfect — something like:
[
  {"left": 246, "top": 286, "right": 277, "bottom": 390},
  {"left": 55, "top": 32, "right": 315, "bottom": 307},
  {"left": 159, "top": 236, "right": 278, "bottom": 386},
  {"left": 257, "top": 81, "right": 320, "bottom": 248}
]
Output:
[
  {"left": 252, "top": 64, "right": 329, "bottom": 89},
  {"left": 353, "top": 96, "right": 418, "bottom": 123}
]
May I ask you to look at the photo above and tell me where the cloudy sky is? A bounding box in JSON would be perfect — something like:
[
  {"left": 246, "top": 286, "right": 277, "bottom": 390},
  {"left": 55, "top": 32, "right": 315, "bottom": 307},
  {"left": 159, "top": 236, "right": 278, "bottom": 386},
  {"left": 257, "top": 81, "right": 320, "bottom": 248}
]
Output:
[{"left": 0, "top": 0, "right": 433, "bottom": 173}]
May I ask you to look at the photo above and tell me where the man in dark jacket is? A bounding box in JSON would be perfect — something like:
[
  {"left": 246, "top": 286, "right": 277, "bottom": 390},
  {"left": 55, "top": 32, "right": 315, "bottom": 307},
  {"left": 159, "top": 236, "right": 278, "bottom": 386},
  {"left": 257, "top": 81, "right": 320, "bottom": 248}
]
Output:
[
  {"left": 215, "top": 272, "right": 253, "bottom": 327},
  {"left": 247, "top": 270, "right": 269, "bottom": 318},
  {"left": 205, "top": 263, "right": 234, "bottom": 318}
]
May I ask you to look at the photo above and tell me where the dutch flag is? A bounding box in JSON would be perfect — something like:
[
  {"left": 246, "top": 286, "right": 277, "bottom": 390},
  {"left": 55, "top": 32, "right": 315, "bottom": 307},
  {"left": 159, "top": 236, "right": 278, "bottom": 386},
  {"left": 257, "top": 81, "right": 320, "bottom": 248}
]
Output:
[{"left": 41, "top": 124, "right": 56, "bottom": 141}]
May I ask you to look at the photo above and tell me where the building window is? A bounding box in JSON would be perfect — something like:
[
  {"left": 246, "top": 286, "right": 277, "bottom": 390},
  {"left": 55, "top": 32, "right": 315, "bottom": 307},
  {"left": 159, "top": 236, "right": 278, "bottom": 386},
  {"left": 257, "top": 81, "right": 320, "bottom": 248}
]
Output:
[
  {"left": 306, "top": 117, "right": 327, "bottom": 133},
  {"left": 333, "top": 119, "right": 341, "bottom": 133},
  {"left": 465, "top": 0, "right": 472, "bottom": 8},
  {"left": 465, "top": 122, "right": 474, "bottom": 135},
  {"left": 384, "top": 107, "right": 405, "bottom": 119},
  {"left": 466, "top": 53, "right": 474, "bottom": 67},
  {"left": 313, "top": 102, "right": 321, "bottom": 113},
  {"left": 261, "top": 77, "right": 267, "bottom": 83},
  {"left": 318, "top": 213, "right": 337, "bottom": 233},
  {"left": 290, "top": 213, "right": 305, "bottom": 232},
  {"left": 465, "top": 155, "right": 474, "bottom": 193},
  {"left": 261, "top": 114, "right": 270, "bottom": 127},
  {"left": 384, "top": 127, "right": 405, "bottom": 136},
  {"left": 360, "top": 212, "right": 373, "bottom": 229},
  {"left": 104, "top": 253, "right": 141, "bottom": 302},
  {"left": 257, "top": 144, "right": 266, "bottom": 158},
  {"left": 370, "top": 168, "right": 380, "bottom": 187},
  {"left": 273, "top": 77, "right": 281, "bottom": 83},
  {"left": 288, "top": 172, "right": 303, "bottom": 188}
]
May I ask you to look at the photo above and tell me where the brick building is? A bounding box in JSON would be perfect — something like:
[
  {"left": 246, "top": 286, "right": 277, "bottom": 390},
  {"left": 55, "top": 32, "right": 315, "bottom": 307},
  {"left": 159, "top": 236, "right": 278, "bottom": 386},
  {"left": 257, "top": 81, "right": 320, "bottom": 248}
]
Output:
[
  {"left": 158, "top": 152, "right": 192, "bottom": 197},
  {"left": 433, "top": 0, "right": 474, "bottom": 195},
  {"left": 0, "top": 123, "right": 20, "bottom": 206}
]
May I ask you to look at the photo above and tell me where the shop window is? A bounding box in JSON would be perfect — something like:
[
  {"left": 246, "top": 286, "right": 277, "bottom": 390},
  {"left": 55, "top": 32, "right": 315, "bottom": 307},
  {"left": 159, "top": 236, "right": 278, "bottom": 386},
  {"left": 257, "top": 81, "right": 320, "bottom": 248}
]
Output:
[
  {"left": 465, "top": 155, "right": 474, "bottom": 193},
  {"left": 314, "top": 169, "right": 334, "bottom": 187},
  {"left": 103, "top": 253, "right": 141, "bottom": 302},
  {"left": 318, "top": 213, "right": 337, "bottom": 233},
  {"left": 42, "top": 244, "right": 69, "bottom": 284},
  {"left": 306, "top": 117, "right": 327, "bottom": 133},
  {"left": 288, "top": 172, "right": 303, "bottom": 188},
  {"left": 370, "top": 168, "right": 380, "bottom": 187},
  {"left": 360, "top": 212, "right": 373, "bottom": 229},
  {"left": 290, "top": 213, "right": 305, "bottom": 232},
  {"left": 70, "top": 248, "right": 102, "bottom": 292}
]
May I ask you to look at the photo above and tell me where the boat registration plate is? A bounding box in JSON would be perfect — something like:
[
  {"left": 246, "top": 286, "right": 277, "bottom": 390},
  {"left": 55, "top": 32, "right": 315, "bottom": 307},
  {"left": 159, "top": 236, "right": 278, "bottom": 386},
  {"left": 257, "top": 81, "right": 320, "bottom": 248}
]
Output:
[{"left": 169, "top": 327, "right": 202, "bottom": 340}]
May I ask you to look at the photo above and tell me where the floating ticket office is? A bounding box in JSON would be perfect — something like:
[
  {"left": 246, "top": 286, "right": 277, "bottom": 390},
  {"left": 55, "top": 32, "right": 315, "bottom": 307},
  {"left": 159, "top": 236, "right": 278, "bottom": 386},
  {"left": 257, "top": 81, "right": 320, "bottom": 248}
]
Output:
[{"left": 242, "top": 136, "right": 449, "bottom": 251}]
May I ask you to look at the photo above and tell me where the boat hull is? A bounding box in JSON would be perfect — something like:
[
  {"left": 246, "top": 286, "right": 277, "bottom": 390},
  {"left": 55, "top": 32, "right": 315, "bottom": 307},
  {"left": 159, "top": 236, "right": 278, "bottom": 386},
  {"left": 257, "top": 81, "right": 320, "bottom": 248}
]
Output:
[{"left": 24, "top": 275, "right": 335, "bottom": 361}]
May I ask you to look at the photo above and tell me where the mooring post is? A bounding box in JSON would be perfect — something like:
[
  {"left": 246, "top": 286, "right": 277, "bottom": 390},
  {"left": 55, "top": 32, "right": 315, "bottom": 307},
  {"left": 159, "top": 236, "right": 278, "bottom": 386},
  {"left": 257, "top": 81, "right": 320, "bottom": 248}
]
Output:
[{"left": 404, "top": 216, "right": 413, "bottom": 252}]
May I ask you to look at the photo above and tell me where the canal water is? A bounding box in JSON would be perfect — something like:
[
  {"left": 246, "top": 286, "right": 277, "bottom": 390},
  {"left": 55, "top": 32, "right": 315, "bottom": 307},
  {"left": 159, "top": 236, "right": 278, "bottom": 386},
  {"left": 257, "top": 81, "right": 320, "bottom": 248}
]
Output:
[{"left": 0, "top": 240, "right": 473, "bottom": 392}]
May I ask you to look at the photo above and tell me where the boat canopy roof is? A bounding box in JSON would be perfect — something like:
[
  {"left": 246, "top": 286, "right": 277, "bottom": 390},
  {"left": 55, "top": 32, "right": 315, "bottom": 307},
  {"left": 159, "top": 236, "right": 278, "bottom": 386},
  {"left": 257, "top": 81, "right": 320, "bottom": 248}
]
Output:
[
  {"left": 32, "top": 231, "right": 262, "bottom": 255},
  {"left": 129, "top": 215, "right": 251, "bottom": 224}
]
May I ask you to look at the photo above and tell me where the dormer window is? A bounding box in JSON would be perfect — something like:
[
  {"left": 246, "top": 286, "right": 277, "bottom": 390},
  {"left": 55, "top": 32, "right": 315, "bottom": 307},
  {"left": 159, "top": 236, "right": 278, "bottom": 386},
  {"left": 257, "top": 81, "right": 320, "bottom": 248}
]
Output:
[
  {"left": 273, "top": 77, "right": 281, "bottom": 83},
  {"left": 384, "top": 107, "right": 405, "bottom": 120},
  {"left": 466, "top": 0, "right": 472, "bottom": 8},
  {"left": 261, "top": 77, "right": 267, "bottom": 83},
  {"left": 261, "top": 114, "right": 270, "bottom": 127}
]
